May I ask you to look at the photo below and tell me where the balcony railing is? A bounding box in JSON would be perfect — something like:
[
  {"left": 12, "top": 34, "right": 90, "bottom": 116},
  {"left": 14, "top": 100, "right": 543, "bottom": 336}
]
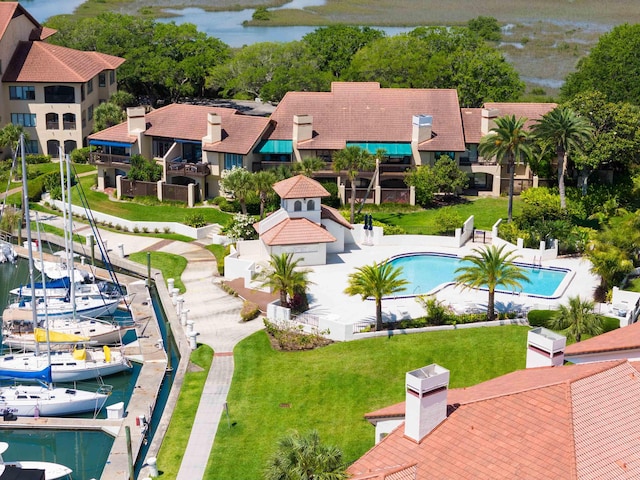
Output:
[
  {"left": 46, "top": 121, "right": 59, "bottom": 130},
  {"left": 63, "top": 121, "right": 76, "bottom": 130},
  {"left": 89, "top": 152, "right": 131, "bottom": 167},
  {"left": 167, "top": 162, "right": 210, "bottom": 177}
]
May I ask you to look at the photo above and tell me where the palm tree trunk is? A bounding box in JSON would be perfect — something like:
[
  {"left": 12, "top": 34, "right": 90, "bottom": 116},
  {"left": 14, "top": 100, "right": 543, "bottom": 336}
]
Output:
[
  {"left": 488, "top": 289, "right": 496, "bottom": 321},
  {"left": 259, "top": 193, "right": 266, "bottom": 220},
  {"left": 240, "top": 200, "right": 247, "bottom": 215},
  {"left": 280, "top": 291, "right": 287, "bottom": 307},
  {"left": 507, "top": 159, "right": 515, "bottom": 223},
  {"left": 375, "top": 299, "right": 383, "bottom": 331},
  {"left": 558, "top": 149, "right": 567, "bottom": 210},
  {"left": 349, "top": 178, "right": 357, "bottom": 224}
]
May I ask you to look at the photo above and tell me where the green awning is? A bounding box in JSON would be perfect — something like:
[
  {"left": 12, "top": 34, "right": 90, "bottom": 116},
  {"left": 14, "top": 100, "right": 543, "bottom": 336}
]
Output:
[
  {"left": 346, "top": 142, "right": 412, "bottom": 156},
  {"left": 254, "top": 140, "right": 293, "bottom": 154}
]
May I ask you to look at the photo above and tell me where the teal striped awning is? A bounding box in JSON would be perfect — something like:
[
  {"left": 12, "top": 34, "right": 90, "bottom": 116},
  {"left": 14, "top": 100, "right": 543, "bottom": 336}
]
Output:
[
  {"left": 346, "top": 142, "right": 412, "bottom": 156},
  {"left": 254, "top": 140, "right": 293, "bottom": 154}
]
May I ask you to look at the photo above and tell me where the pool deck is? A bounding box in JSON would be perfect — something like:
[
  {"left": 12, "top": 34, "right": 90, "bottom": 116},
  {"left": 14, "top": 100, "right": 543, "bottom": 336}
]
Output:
[{"left": 305, "top": 240, "right": 601, "bottom": 328}]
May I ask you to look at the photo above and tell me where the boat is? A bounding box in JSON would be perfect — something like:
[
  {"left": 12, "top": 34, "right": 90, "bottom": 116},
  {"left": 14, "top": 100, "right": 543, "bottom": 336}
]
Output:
[
  {"left": 10, "top": 278, "right": 122, "bottom": 302},
  {"left": 0, "top": 441, "right": 72, "bottom": 480},
  {"left": 0, "top": 345, "right": 132, "bottom": 382},
  {"left": 2, "top": 294, "right": 121, "bottom": 322}
]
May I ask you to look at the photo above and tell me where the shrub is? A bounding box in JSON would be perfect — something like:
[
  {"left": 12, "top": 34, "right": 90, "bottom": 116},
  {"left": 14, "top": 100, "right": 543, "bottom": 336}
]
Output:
[
  {"left": 240, "top": 301, "right": 261, "bottom": 322},
  {"left": 184, "top": 212, "right": 207, "bottom": 228},
  {"left": 433, "top": 207, "right": 462, "bottom": 235},
  {"left": 416, "top": 295, "right": 453, "bottom": 326},
  {"left": 25, "top": 154, "right": 51, "bottom": 164},
  {"left": 527, "top": 309, "right": 555, "bottom": 327},
  {"left": 222, "top": 213, "right": 258, "bottom": 241},
  {"left": 70, "top": 147, "right": 91, "bottom": 164},
  {"left": 319, "top": 181, "right": 340, "bottom": 208},
  {"left": 252, "top": 6, "right": 271, "bottom": 20},
  {"left": 263, "top": 319, "right": 332, "bottom": 351},
  {"left": 600, "top": 315, "right": 620, "bottom": 333},
  {"left": 163, "top": 227, "right": 172, "bottom": 234},
  {"left": 373, "top": 220, "right": 406, "bottom": 235},
  {"left": 143, "top": 227, "right": 149, "bottom": 233},
  {"left": 133, "top": 227, "right": 140, "bottom": 233}
]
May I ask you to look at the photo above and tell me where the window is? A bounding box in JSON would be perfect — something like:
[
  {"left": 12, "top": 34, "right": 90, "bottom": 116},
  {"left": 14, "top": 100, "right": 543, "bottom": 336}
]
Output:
[
  {"left": 64, "top": 140, "right": 77, "bottom": 153},
  {"left": 63, "top": 113, "right": 76, "bottom": 130},
  {"left": 182, "top": 142, "right": 202, "bottom": 162},
  {"left": 435, "top": 151, "right": 455, "bottom": 161},
  {"left": 25, "top": 140, "right": 38, "bottom": 154},
  {"left": 86, "top": 79, "right": 93, "bottom": 94},
  {"left": 44, "top": 86, "right": 75, "bottom": 104},
  {"left": 9, "top": 86, "right": 35, "bottom": 100},
  {"left": 11, "top": 113, "right": 36, "bottom": 127},
  {"left": 98, "top": 73, "right": 106, "bottom": 87},
  {"left": 109, "top": 71, "right": 115, "bottom": 85},
  {"left": 81, "top": 84, "right": 85, "bottom": 102},
  {"left": 82, "top": 110, "right": 86, "bottom": 128},
  {"left": 46, "top": 113, "right": 59, "bottom": 130},
  {"left": 307, "top": 200, "right": 315, "bottom": 211},
  {"left": 153, "top": 138, "right": 173, "bottom": 158},
  {"left": 294, "top": 200, "right": 302, "bottom": 212},
  {"left": 47, "top": 140, "right": 60, "bottom": 156},
  {"left": 88, "top": 105, "right": 94, "bottom": 121},
  {"left": 224, "top": 153, "right": 243, "bottom": 170}
]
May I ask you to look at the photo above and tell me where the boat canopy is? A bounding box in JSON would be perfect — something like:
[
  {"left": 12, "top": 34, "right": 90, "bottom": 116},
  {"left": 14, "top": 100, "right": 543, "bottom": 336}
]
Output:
[
  {"left": 0, "top": 365, "right": 52, "bottom": 384},
  {"left": 34, "top": 328, "right": 89, "bottom": 343}
]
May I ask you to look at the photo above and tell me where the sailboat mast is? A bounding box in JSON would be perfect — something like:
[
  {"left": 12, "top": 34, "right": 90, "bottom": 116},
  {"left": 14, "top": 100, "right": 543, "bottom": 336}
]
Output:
[
  {"left": 34, "top": 213, "right": 51, "bottom": 366},
  {"left": 65, "top": 151, "right": 76, "bottom": 317},
  {"left": 20, "top": 134, "right": 38, "bottom": 332}
]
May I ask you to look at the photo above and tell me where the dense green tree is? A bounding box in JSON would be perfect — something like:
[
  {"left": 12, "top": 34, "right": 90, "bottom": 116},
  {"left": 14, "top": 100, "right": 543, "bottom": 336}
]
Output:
[
  {"left": 260, "top": 253, "right": 311, "bottom": 307},
  {"left": 344, "top": 262, "right": 408, "bottom": 332},
  {"left": 332, "top": 146, "right": 375, "bottom": 224},
  {"left": 468, "top": 16, "right": 502, "bottom": 42},
  {"left": 404, "top": 165, "right": 437, "bottom": 207},
  {"left": 548, "top": 296, "right": 601, "bottom": 343},
  {"left": 127, "top": 154, "right": 162, "bottom": 182},
  {"left": 264, "top": 430, "right": 347, "bottom": 480},
  {"left": 454, "top": 245, "right": 529, "bottom": 321},
  {"left": 93, "top": 102, "right": 126, "bottom": 132},
  {"left": 479, "top": 115, "right": 532, "bottom": 222},
  {"left": 0, "top": 124, "right": 28, "bottom": 158},
  {"left": 220, "top": 167, "right": 254, "bottom": 214},
  {"left": 108, "top": 91, "right": 137, "bottom": 109},
  {"left": 532, "top": 106, "right": 593, "bottom": 209},
  {"left": 302, "top": 25, "right": 384, "bottom": 78},
  {"left": 431, "top": 157, "right": 469, "bottom": 195},
  {"left": 586, "top": 242, "right": 634, "bottom": 295},
  {"left": 562, "top": 24, "right": 640, "bottom": 104}
]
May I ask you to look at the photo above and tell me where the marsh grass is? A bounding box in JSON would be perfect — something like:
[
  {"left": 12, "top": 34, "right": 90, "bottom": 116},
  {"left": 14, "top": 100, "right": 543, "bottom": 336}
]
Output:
[{"left": 205, "top": 326, "right": 528, "bottom": 479}]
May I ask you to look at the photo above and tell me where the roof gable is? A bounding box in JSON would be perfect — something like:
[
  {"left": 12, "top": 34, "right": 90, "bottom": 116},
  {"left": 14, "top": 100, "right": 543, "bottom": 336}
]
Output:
[{"left": 565, "top": 321, "right": 640, "bottom": 357}]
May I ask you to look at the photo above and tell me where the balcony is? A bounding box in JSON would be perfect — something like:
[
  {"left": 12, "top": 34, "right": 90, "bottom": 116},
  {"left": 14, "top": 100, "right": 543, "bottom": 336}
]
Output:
[
  {"left": 63, "top": 121, "right": 76, "bottom": 130},
  {"left": 167, "top": 161, "right": 210, "bottom": 177},
  {"left": 89, "top": 152, "right": 131, "bottom": 167}
]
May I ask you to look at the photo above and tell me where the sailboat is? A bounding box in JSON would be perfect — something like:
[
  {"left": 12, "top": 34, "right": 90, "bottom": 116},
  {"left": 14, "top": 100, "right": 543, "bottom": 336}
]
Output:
[
  {"left": 0, "top": 442, "right": 72, "bottom": 480},
  {"left": 0, "top": 135, "right": 111, "bottom": 418},
  {"left": 0, "top": 344, "right": 132, "bottom": 382}
]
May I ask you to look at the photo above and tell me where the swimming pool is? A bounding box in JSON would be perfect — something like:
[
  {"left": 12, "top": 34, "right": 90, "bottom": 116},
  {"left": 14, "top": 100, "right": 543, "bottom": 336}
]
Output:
[{"left": 386, "top": 253, "right": 571, "bottom": 299}]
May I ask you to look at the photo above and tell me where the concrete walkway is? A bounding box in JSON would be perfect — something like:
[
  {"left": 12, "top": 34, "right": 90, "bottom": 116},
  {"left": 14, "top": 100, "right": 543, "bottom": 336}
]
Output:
[{"left": 33, "top": 211, "right": 264, "bottom": 480}]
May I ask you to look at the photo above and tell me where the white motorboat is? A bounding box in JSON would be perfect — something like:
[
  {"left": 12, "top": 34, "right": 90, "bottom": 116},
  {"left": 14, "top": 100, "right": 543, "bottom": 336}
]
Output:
[
  {"left": 0, "top": 378, "right": 110, "bottom": 417},
  {"left": 0, "top": 442, "right": 72, "bottom": 480},
  {"left": 0, "top": 345, "right": 132, "bottom": 382}
]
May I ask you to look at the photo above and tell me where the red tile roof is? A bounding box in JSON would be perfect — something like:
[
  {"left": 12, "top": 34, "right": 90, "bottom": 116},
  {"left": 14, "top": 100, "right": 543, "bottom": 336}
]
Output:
[
  {"left": 272, "top": 175, "right": 330, "bottom": 199},
  {"left": 89, "top": 103, "right": 270, "bottom": 155},
  {"left": 3, "top": 41, "right": 125, "bottom": 83},
  {"left": 268, "top": 82, "right": 466, "bottom": 152},
  {"left": 484, "top": 102, "right": 557, "bottom": 130},
  {"left": 260, "top": 217, "right": 336, "bottom": 246},
  {"left": 565, "top": 321, "right": 640, "bottom": 356},
  {"left": 460, "top": 108, "right": 482, "bottom": 144},
  {"left": 351, "top": 360, "right": 640, "bottom": 479},
  {"left": 321, "top": 204, "right": 352, "bottom": 229}
]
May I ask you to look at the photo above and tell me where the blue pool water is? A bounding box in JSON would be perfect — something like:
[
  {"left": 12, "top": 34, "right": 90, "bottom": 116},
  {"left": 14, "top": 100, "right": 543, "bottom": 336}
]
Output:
[{"left": 387, "top": 253, "right": 569, "bottom": 298}]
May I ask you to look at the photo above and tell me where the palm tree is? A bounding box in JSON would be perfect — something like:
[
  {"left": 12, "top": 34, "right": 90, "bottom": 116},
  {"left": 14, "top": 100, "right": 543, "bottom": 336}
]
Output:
[
  {"left": 478, "top": 115, "right": 532, "bottom": 222},
  {"left": 260, "top": 253, "right": 311, "bottom": 307},
  {"left": 264, "top": 430, "right": 347, "bottom": 480},
  {"left": 532, "top": 106, "right": 593, "bottom": 210},
  {"left": 219, "top": 167, "right": 254, "bottom": 214},
  {"left": 292, "top": 157, "right": 326, "bottom": 177},
  {"left": 344, "top": 261, "right": 408, "bottom": 331},
  {"left": 0, "top": 124, "right": 28, "bottom": 160},
  {"left": 454, "top": 245, "right": 529, "bottom": 321},
  {"left": 332, "top": 146, "right": 375, "bottom": 224},
  {"left": 253, "top": 170, "right": 277, "bottom": 220},
  {"left": 585, "top": 242, "right": 633, "bottom": 295},
  {"left": 547, "top": 296, "right": 601, "bottom": 343}
]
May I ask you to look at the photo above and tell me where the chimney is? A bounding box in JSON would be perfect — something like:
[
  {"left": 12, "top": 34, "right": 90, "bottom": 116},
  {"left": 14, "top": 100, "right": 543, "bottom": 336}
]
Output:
[
  {"left": 411, "top": 115, "right": 433, "bottom": 144},
  {"left": 526, "top": 327, "right": 566, "bottom": 368},
  {"left": 481, "top": 108, "right": 500, "bottom": 135},
  {"left": 404, "top": 364, "right": 449, "bottom": 442},
  {"left": 127, "top": 107, "right": 146, "bottom": 135},
  {"left": 292, "top": 115, "right": 313, "bottom": 143},
  {"left": 203, "top": 113, "right": 222, "bottom": 144}
]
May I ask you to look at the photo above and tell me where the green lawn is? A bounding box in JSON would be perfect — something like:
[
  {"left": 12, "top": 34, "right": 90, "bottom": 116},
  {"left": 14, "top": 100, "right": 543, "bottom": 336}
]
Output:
[
  {"left": 205, "top": 326, "right": 529, "bottom": 479},
  {"left": 373, "top": 197, "right": 521, "bottom": 234},
  {"left": 157, "top": 345, "right": 214, "bottom": 479},
  {"left": 128, "top": 251, "right": 187, "bottom": 293},
  {"left": 71, "top": 175, "right": 232, "bottom": 226}
]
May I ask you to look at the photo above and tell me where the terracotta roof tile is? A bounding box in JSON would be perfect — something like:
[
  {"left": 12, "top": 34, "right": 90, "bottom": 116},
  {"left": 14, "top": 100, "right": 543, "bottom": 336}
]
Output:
[
  {"left": 351, "top": 361, "right": 640, "bottom": 479},
  {"left": 3, "top": 41, "right": 125, "bottom": 83},
  {"left": 260, "top": 217, "right": 335, "bottom": 246},
  {"left": 565, "top": 321, "right": 640, "bottom": 356},
  {"left": 268, "top": 82, "right": 466, "bottom": 152},
  {"left": 89, "top": 103, "right": 269, "bottom": 155},
  {"left": 460, "top": 108, "right": 482, "bottom": 144},
  {"left": 321, "top": 204, "right": 352, "bottom": 229},
  {"left": 272, "top": 175, "right": 330, "bottom": 199},
  {"left": 484, "top": 102, "right": 557, "bottom": 130}
]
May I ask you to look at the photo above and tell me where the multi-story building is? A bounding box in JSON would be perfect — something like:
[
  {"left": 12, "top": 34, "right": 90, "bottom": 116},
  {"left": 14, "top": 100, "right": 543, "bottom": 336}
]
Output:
[{"left": 0, "top": 2, "right": 124, "bottom": 155}]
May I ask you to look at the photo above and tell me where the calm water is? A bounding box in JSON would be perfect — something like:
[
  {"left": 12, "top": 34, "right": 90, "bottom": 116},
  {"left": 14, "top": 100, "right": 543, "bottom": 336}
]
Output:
[{"left": 388, "top": 253, "right": 568, "bottom": 298}]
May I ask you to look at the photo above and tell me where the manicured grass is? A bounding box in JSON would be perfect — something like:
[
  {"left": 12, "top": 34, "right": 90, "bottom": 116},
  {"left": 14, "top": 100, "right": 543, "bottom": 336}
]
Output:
[
  {"left": 157, "top": 344, "right": 214, "bottom": 479},
  {"left": 372, "top": 196, "right": 521, "bottom": 234},
  {"left": 71, "top": 175, "right": 232, "bottom": 226},
  {"left": 205, "top": 326, "right": 529, "bottom": 479},
  {"left": 128, "top": 251, "right": 187, "bottom": 293},
  {"left": 30, "top": 222, "right": 86, "bottom": 245}
]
